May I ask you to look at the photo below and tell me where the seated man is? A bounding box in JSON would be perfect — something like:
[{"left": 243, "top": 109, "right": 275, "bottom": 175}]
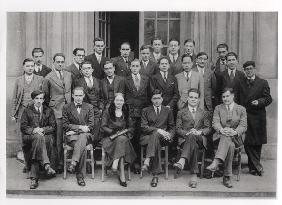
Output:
[
  {"left": 174, "top": 88, "right": 212, "bottom": 188},
  {"left": 140, "top": 89, "right": 175, "bottom": 187},
  {"left": 62, "top": 87, "right": 95, "bottom": 186},
  {"left": 20, "top": 90, "right": 57, "bottom": 189}
]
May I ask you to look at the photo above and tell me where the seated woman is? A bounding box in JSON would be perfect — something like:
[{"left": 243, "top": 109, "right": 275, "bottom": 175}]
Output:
[
  {"left": 206, "top": 87, "right": 247, "bottom": 188},
  {"left": 20, "top": 90, "right": 57, "bottom": 189},
  {"left": 101, "top": 93, "right": 136, "bottom": 187}
]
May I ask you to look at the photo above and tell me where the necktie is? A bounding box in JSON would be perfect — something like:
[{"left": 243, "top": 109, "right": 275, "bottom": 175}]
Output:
[
  {"left": 185, "top": 72, "right": 190, "bottom": 81},
  {"left": 76, "top": 104, "right": 82, "bottom": 114},
  {"left": 156, "top": 107, "right": 160, "bottom": 115},
  {"left": 97, "top": 56, "right": 101, "bottom": 64},
  {"left": 247, "top": 78, "right": 254, "bottom": 87},
  {"left": 134, "top": 75, "right": 140, "bottom": 90},
  {"left": 227, "top": 105, "right": 232, "bottom": 121},
  {"left": 36, "top": 107, "right": 42, "bottom": 119},
  {"left": 87, "top": 77, "right": 93, "bottom": 88},
  {"left": 191, "top": 108, "right": 196, "bottom": 119},
  {"left": 163, "top": 72, "right": 167, "bottom": 82},
  {"left": 230, "top": 70, "right": 235, "bottom": 82},
  {"left": 143, "top": 61, "right": 148, "bottom": 69},
  {"left": 58, "top": 71, "right": 63, "bottom": 80}
]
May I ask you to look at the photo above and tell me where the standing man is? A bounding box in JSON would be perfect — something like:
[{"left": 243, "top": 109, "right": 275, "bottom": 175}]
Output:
[
  {"left": 150, "top": 37, "right": 164, "bottom": 63},
  {"left": 174, "top": 88, "right": 212, "bottom": 188},
  {"left": 112, "top": 42, "right": 134, "bottom": 77},
  {"left": 85, "top": 37, "right": 110, "bottom": 80},
  {"left": 194, "top": 52, "right": 217, "bottom": 111},
  {"left": 183, "top": 39, "right": 196, "bottom": 61},
  {"left": 167, "top": 38, "right": 182, "bottom": 75},
  {"left": 239, "top": 61, "right": 272, "bottom": 176},
  {"left": 65, "top": 48, "right": 85, "bottom": 80},
  {"left": 62, "top": 87, "right": 95, "bottom": 186},
  {"left": 139, "top": 45, "right": 159, "bottom": 77},
  {"left": 212, "top": 43, "right": 229, "bottom": 76},
  {"left": 217, "top": 52, "right": 245, "bottom": 104},
  {"left": 150, "top": 56, "right": 179, "bottom": 112},
  {"left": 124, "top": 59, "right": 150, "bottom": 174},
  {"left": 42, "top": 53, "right": 72, "bottom": 173},
  {"left": 175, "top": 54, "right": 204, "bottom": 110},
  {"left": 140, "top": 89, "right": 175, "bottom": 187},
  {"left": 74, "top": 61, "right": 103, "bottom": 144},
  {"left": 11, "top": 58, "right": 44, "bottom": 168},
  {"left": 32, "top": 48, "right": 52, "bottom": 77},
  {"left": 100, "top": 61, "right": 125, "bottom": 110},
  {"left": 20, "top": 90, "right": 57, "bottom": 189}
]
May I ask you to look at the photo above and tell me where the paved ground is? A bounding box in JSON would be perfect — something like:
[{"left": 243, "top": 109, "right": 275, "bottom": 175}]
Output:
[{"left": 6, "top": 157, "right": 276, "bottom": 198}]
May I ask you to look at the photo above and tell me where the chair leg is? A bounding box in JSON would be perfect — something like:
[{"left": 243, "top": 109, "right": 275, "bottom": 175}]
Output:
[
  {"left": 140, "top": 147, "right": 144, "bottom": 179},
  {"left": 237, "top": 149, "right": 242, "bottom": 181},
  {"left": 102, "top": 147, "right": 105, "bottom": 182},
  {"left": 91, "top": 148, "right": 94, "bottom": 179},
  {"left": 165, "top": 146, "right": 168, "bottom": 180},
  {"left": 63, "top": 148, "right": 67, "bottom": 179},
  {"left": 127, "top": 164, "right": 131, "bottom": 181},
  {"left": 200, "top": 149, "right": 205, "bottom": 179}
]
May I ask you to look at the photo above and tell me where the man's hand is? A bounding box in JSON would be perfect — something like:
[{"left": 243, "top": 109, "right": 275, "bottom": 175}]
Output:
[
  {"left": 166, "top": 105, "right": 170, "bottom": 109},
  {"left": 11, "top": 117, "right": 16, "bottom": 121},
  {"left": 251, "top": 100, "right": 259, "bottom": 106},
  {"left": 79, "top": 125, "right": 90, "bottom": 133},
  {"left": 66, "top": 130, "right": 76, "bottom": 136},
  {"left": 157, "top": 129, "right": 171, "bottom": 141},
  {"left": 32, "top": 127, "right": 44, "bottom": 136}
]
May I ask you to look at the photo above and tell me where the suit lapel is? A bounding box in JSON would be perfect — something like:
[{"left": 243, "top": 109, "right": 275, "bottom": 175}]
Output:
[
  {"left": 156, "top": 72, "right": 167, "bottom": 89},
  {"left": 70, "top": 102, "right": 80, "bottom": 122},
  {"left": 50, "top": 71, "right": 64, "bottom": 88},
  {"left": 128, "top": 76, "right": 138, "bottom": 92},
  {"left": 138, "top": 75, "right": 146, "bottom": 93}
]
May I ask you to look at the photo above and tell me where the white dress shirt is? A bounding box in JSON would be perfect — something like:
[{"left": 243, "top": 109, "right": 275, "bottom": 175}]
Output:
[
  {"left": 153, "top": 105, "right": 161, "bottom": 115},
  {"left": 25, "top": 74, "right": 33, "bottom": 84},
  {"left": 107, "top": 76, "right": 114, "bottom": 84},
  {"left": 95, "top": 52, "right": 102, "bottom": 64},
  {"left": 183, "top": 70, "right": 192, "bottom": 79},
  {"left": 169, "top": 53, "right": 179, "bottom": 62},
  {"left": 228, "top": 68, "right": 236, "bottom": 77},
  {"left": 84, "top": 75, "right": 94, "bottom": 87},
  {"left": 153, "top": 52, "right": 161, "bottom": 61},
  {"left": 34, "top": 64, "right": 42, "bottom": 73}
]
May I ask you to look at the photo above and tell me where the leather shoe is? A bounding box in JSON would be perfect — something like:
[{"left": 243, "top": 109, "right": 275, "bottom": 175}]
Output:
[
  {"left": 77, "top": 177, "right": 86, "bottom": 186},
  {"left": 173, "top": 163, "right": 183, "bottom": 179},
  {"left": 30, "top": 178, "right": 38, "bottom": 189},
  {"left": 257, "top": 168, "right": 264, "bottom": 176},
  {"left": 189, "top": 181, "right": 197, "bottom": 188},
  {"left": 132, "top": 166, "right": 141, "bottom": 175},
  {"left": 118, "top": 177, "right": 127, "bottom": 187},
  {"left": 150, "top": 176, "right": 158, "bottom": 187},
  {"left": 249, "top": 169, "right": 258, "bottom": 176},
  {"left": 45, "top": 165, "right": 56, "bottom": 177},
  {"left": 223, "top": 176, "right": 233, "bottom": 188},
  {"left": 67, "top": 164, "right": 76, "bottom": 173}
]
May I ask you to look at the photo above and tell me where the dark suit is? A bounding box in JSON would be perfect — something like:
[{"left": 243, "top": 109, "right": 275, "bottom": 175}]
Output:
[
  {"left": 149, "top": 53, "right": 163, "bottom": 64},
  {"left": 217, "top": 69, "right": 245, "bottom": 104},
  {"left": 100, "top": 75, "right": 125, "bottom": 110},
  {"left": 176, "top": 107, "right": 212, "bottom": 173},
  {"left": 213, "top": 103, "right": 247, "bottom": 176},
  {"left": 140, "top": 60, "right": 159, "bottom": 77},
  {"left": 111, "top": 56, "right": 134, "bottom": 77},
  {"left": 33, "top": 64, "right": 52, "bottom": 77},
  {"left": 65, "top": 63, "right": 82, "bottom": 81},
  {"left": 62, "top": 102, "right": 95, "bottom": 177},
  {"left": 85, "top": 53, "right": 110, "bottom": 80},
  {"left": 150, "top": 72, "right": 179, "bottom": 110},
  {"left": 140, "top": 105, "right": 175, "bottom": 174},
  {"left": 168, "top": 55, "right": 182, "bottom": 75},
  {"left": 20, "top": 104, "right": 57, "bottom": 179},
  {"left": 238, "top": 75, "right": 272, "bottom": 172},
  {"left": 124, "top": 74, "right": 150, "bottom": 165}
]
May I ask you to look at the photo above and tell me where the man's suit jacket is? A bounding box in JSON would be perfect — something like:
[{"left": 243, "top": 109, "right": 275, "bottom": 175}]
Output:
[
  {"left": 238, "top": 75, "right": 272, "bottom": 145},
  {"left": 62, "top": 102, "right": 95, "bottom": 142},
  {"left": 65, "top": 63, "right": 82, "bottom": 80},
  {"left": 111, "top": 55, "right": 134, "bottom": 77},
  {"left": 124, "top": 74, "right": 150, "bottom": 117},
  {"left": 212, "top": 58, "right": 227, "bottom": 77},
  {"left": 150, "top": 72, "right": 179, "bottom": 109},
  {"left": 42, "top": 70, "right": 72, "bottom": 119},
  {"left": 11, "top": 74, "right": 44, "bottom": 118},
  {"left": 140, "top": 60, "right": 159, "bottom": 77},
  {"left": 167, "top": 55, "right": 182, "bottom": 75},
  {"left": 85, "top": 53, "right": 110, "bottom": 80},
  {"left": 100, "top": 75, "right": 125, "bottom": 110},
  {"left": 217, "top": 69, "right": 245, "bottom": 104},
  {"left": 212, "top": 103, "right": 247, "bottom": 141},
  {"left": 175, "top": 70, "right": 204, "bottom": 110},
  {"left": 193, "top": 66, "right": 217, "bottom": 111},
  {"left": 176, "top": 107, "right": 212, "bottom": 149},
  {"left": 33, "top": 64, "right": 52, "bottom": 77},
  {"left": 73, "top": 76, "right": 103, "bottom": 111},
  {"left": 141, "top": 105, "right": 175, "bottom": 141},
  {"left": 149, "top": 53, "right": 163, "bottom": 64}
]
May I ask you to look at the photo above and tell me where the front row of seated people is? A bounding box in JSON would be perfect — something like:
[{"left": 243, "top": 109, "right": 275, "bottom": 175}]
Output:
[{"left": 21, "top": 87, "right": 246, "bottom": 189}]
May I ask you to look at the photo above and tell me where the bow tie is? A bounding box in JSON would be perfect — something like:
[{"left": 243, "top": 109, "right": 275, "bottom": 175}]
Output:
[
  {"left": 247, "top": 78, "right": 255, "bottom": 86},
  {"left": 220, "top": 59, "right": 226, "bottom": 65},
  {"left": 76, "top": 104, "right": 82, "bottom": 108}
]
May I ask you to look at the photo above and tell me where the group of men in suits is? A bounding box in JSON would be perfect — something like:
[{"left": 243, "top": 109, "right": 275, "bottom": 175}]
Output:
[{"left": 11, "top": 36, "right": 272, "bottom": 189}]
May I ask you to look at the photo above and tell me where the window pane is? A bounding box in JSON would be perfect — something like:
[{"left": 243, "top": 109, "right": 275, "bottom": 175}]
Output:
[
  {"left": 157, "top": 20, "right": 168, "bottom": 45},
  {"left": 144, "top": 19, "right": 155, "bottom": 45},
  {"left": 101, "top": 12, "right": 105, "bottom": 20},
  {"left": 144, "top": 12, "right": 156, "bottom": 18},
  {"left": 169, "top": 20, "right": 180, "bottom": 41},
  {"left": 99, "top": 12, "right": 101, "bottom": 19},
  {"left": 169, "top": 12, "right": 180, "bottom": 18},
  {"left": 157, "top": 12, "right": 168, "bottom": 18}
]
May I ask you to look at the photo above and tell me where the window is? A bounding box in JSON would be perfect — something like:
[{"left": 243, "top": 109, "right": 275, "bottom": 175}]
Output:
[
  {"left": 143, "top": 12, "right": 180, "bottom": 55},
  {"left": 94, "top": 12, "right": 111, "bottom": 57}
]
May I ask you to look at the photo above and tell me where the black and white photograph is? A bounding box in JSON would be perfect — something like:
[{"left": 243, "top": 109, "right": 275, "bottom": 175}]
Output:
[{"left": 1, "top": 0, "right": 279, "bottom": 200}]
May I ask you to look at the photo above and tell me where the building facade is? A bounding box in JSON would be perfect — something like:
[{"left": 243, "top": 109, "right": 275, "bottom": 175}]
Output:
[{"left": 6, "top": 12, "right": 277, "bottom": 158}]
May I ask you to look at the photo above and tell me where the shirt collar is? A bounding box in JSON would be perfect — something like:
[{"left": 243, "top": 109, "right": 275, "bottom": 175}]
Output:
[
  {"left": 169, "top": 53, "right": 178, "bottom": 61},
  {"left": 188, "top": 105, "right": 197, "bottom": 113},
  {"left": 73, "top": 62, "right": 80, "bottom": 70},
  {"left": 228, "top": 68, "right": 236, "bottom": 75},
  {"left": 34, "top": 105, "right": 42, "bottom": 112},
  {"left": 183, "top": 70, "right": 191, "bottom": 78},
  {"left": 153, "top": 52, "right": 161, "bottom": 58},
  {"left": 25, "top": 73, "right": 33, "bottom": 80},
  {"left": 153, "top": 105, "right": 161, "bottom": 113},
  {"left": 226, "top": 102, "right": 235, "bottom": 111},
  {"left": 247, "top": 75, "right": 256, "bottom": 80},
  {"left": 132, "top": 73, "right": 140, "bottom": 79},
  {"left": 95, "top": 52, "right": 102, "bottom": 57}
]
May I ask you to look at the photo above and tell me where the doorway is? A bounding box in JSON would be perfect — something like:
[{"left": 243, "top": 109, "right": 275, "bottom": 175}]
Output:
[{"left": 110, "top": 12, "right": 139, "bottom": 58}]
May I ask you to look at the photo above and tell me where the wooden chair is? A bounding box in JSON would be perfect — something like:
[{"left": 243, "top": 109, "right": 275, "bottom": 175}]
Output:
[
  {"left": 140, "top": 146, "right": 169, "bottom": 179},
  {"left": 94, "top": 145, "right": 131, "bottom": 182},
  {"left": 63, "top": 143, "right": 94, "bottom": 179}
]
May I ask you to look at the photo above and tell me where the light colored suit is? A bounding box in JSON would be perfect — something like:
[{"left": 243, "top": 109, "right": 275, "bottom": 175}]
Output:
[{"left": 175, "top": 71, "right": 204, "bottom": 110}]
